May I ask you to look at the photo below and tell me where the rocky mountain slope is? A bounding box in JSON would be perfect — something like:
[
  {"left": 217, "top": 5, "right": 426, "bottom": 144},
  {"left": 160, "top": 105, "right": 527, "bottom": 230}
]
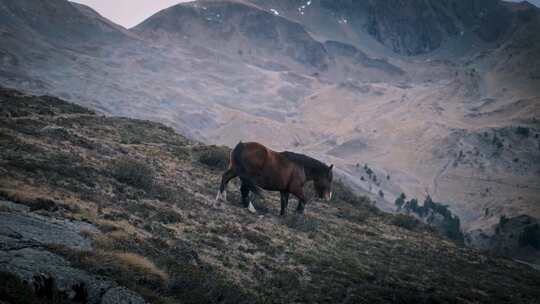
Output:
[
  {"left": 0, "top": 0, "right": 539, "bottom": 262},
  {"left": 2, "top": 87, "right": 540, "bottom": 303},
  {"left": 248, "top": 0, "right": 513, "bottom": 55}
]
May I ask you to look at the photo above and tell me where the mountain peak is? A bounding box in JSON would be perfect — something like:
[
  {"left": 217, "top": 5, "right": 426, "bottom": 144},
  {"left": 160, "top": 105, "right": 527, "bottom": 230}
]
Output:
[
  {"left": 0, "top": 0, "right": 129, "bottom": 45},
  {"left": 133, "top": 0, "right": 331, "bottom": 71}
]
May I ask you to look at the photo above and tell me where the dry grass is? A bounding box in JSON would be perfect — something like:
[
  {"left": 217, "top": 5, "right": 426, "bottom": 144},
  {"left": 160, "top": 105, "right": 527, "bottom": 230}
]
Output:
[
  {"left": 93, "top": 219, "right": 146, "bottom": 237},
  {"left": 0, "top": 185, "right": 50, "bottom": 205},
  {"left": 0, "top": 183, "right": 92, "bottom": 216},
  {"left": 49, "top": 245, "right": 169, "bottom": 301},
  {"left": 111, "top": 252, "right": 169, "bottom": 282}
]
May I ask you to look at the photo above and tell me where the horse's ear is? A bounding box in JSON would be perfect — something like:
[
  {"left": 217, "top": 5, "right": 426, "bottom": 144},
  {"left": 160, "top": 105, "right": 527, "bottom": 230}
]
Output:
[{"left": 329, "top": 164, "right": 333, "bottom": 171}]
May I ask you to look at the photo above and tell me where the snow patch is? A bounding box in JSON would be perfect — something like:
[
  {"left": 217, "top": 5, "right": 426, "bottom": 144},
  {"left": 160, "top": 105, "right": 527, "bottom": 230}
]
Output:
[{"left": 298, "top": 0, "right": 312, "bottom": 16}]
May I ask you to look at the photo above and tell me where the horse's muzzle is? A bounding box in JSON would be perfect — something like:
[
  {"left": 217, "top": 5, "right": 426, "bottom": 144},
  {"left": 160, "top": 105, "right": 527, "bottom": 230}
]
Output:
[{"left": 324, "top": 191, "right": 333, "bottom": 201}]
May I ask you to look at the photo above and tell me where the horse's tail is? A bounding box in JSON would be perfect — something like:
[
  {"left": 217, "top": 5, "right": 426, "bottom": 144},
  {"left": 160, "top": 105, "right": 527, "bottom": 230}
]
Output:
[{"left": 232, "top": 142, "right": 263, "bottom": 197}]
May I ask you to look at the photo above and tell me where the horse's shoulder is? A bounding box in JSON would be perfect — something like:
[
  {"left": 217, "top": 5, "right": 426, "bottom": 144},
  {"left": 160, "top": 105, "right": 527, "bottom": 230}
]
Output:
[{"left": 278, "top": 151, "right": 301, "bottom": 167}]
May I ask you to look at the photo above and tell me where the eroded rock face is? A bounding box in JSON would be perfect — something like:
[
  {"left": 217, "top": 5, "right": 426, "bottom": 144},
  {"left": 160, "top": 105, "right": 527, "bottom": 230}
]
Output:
[
  {"left": 0, "top": 248, "right": 113, "bottom": 304},
  {"left": 250, "top": 0, "right": 514, "bottom": 55},
  {"left": 0, "top": 212, "right": 94, "bottom": 250},
  {"left": 365, "top": 0, "right": 511, "bottom": 55},
  {"left": 0, "top": 202, "right": 146, "bottom": 304}
]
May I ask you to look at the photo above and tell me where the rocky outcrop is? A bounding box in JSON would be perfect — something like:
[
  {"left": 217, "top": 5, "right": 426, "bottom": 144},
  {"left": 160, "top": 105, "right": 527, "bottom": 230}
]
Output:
[
  {"left": 365, "top": 0, "right": 511, "bottom": 55},
  {"left": 0, "top": 200, "right": 146, "bottom": 304},
  {"left": 0, "top": 212, "right": 94, "bottom": 250}
]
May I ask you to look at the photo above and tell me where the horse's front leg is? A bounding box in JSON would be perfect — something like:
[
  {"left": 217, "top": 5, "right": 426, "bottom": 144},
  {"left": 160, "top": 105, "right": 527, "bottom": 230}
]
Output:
[
  {"left": 291, "top": 188, "right": 307, "bottom": 214},
  {"left": 280, "top": 191, "right": 289, "bottom": 216}
]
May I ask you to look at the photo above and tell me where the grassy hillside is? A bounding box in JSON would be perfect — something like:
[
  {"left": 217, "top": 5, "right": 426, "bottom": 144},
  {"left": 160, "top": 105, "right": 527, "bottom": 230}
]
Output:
[{"left": 1, "top": 87, "right": 539, "bottom": 304}]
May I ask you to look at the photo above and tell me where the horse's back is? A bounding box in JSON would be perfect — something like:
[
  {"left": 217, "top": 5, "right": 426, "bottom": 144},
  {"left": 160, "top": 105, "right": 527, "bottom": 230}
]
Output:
[
  {"left": 233, "top": 142, "right": 269, "bottom": 171},
  {"left": 232, "top": 142, "right": 298, "bottom": 190}
]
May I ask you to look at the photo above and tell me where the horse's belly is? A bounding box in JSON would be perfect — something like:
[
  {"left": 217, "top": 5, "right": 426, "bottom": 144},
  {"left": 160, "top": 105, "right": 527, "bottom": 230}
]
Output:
[{"left": 255, "top": 174, "right": 286, "bottom": 192}]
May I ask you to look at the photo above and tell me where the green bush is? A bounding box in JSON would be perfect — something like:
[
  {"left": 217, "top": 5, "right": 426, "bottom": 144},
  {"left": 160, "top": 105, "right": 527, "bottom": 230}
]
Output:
[
  {"left": 152, "top": 209, "right": 184, "bottom": 224},
  {"left": 160, "top": 257, "right": 254, "bottom": 304},
  {"left": 395, "top": 193, "right": 406, "bottom": 209},
  {"left": 331, "top": 180, "right": 372, "bottom": 207},
  {"left": 516, "top": 126, "right": 530, "bottom": 137},
  {"left": 111, "top": 158, "right": 154, "bottom": 191},
  {"left": 519, "top": 224, "right": 540, "bottom": 249},
  {"left": 282, "top": 214, "right": 320, "bottom": 232},
  {"left": 195, "top": 145, "right": 230, "bottom": 170},
  {"left": 391, "top": 214, "right": 421, "bottom": 231}
]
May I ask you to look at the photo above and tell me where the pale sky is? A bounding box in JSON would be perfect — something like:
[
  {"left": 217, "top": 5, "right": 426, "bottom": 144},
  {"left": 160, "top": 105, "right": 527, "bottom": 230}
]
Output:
[
  {"left": 71, "top": 0, "right": 540, "bottom": 29},
  {"left": 70, "top": 0, "right": 191, "bottom": 29}
]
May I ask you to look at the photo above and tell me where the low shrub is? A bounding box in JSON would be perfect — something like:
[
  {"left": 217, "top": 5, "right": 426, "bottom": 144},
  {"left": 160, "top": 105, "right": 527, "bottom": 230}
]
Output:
[
  {"left": 111, "top": 158, "right": 154, "bottom": 192},
  {"left": 161, "top": 256, "right": 255, "bottom": 304},
  {"left": 516, "top": 126, "right": 530, "bottom": 137},
  {"left": 152, "top": 208, "right": 184, "bottom": 224},
  {"left": 391, "top": 214, "right": 421, "bottom": 231},
  {"left": 519, "top": 224, "right": 540, "bottom": 249},
  {"left": 282, "top": 214, "right": 320, "bottom": 233},
  {"left": 194, "top": 145, "right": 230, "bottom": 170}
]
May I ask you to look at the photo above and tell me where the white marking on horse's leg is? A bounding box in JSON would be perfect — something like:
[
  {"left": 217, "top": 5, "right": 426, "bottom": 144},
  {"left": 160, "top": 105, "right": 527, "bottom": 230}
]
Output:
[
  {"left": 325, "top": 191, "right": 333, "bottom": 201},
  {"left": 216, "top": 190, "right": 222, "bottom": 201},
  {"left": 248, "top": 201, "right": 256, "bottom": 213},
  {"left": 223, "top": 190, "right": 227, "bottom": 201}
]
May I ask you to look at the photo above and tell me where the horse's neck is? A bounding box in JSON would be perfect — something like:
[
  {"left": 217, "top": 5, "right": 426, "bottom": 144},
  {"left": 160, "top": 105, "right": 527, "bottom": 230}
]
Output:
[{"left": 302, "top": 166, "right": 316, "bottom": 181}]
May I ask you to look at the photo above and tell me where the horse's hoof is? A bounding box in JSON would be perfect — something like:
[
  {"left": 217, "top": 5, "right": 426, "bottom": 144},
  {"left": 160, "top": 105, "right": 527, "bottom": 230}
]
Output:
[{"left": 248, "top": 201, "right": 257, "bottom": 214}]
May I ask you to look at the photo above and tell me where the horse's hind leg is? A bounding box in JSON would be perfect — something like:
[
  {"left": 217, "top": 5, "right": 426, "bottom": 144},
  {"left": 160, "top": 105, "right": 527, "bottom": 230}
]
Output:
[
  {"left": 216, "top": 169, "right": 236, "bottom": 201},
  {"left": 280, "top": 191, "right": 289, "bottom": 216},
  {"left": 241, "top": 182, "right": 257, "bottom": 213}
]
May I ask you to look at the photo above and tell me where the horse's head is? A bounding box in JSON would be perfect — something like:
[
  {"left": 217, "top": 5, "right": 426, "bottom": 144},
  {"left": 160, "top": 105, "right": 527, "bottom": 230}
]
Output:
[{"left": 314, "top": 164, "right": 333, "bottom": 201}]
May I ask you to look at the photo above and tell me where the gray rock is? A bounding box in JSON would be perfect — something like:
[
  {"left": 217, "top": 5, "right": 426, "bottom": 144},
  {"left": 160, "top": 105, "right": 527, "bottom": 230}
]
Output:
[
  {"left": 0, "top": 199, "right": 30, "bottom": 212},
  {"left": 0, "top": 211, "right": 95, "bottom": 250},
  {"left": 0, "top": 248, "right": 113, "bottom": 304},
  {"left": 0, "top": 205, "right": 146, "bottom": 303},
  {"left": 101, "top": 287, "right": 147, "bottom": 304}
]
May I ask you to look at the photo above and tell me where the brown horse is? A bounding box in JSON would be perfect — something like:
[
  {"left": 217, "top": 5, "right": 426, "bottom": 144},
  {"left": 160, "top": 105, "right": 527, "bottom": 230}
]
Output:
[{"left": 216, "top": 142, "right": 333, "bottom": 215}]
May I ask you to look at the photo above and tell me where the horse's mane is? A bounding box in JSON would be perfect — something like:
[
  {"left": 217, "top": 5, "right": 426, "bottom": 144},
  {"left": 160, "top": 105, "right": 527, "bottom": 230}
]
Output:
[{"left": 281, "top": 151, "right": 328, "bottom": 176}]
